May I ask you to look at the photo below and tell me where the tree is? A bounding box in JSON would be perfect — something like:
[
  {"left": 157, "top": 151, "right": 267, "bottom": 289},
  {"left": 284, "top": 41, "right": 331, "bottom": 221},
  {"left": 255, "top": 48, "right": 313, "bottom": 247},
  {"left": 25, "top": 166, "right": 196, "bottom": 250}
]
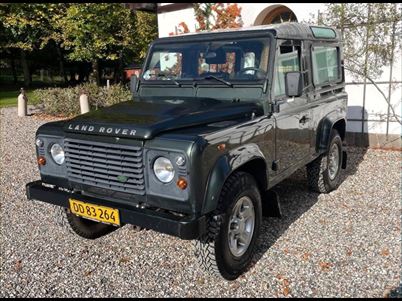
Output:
[
  {"left": 0, "top": 7, "right": 18, "bottom": 84},
  {"left": 210, "top": 3, "right": 243, "bottom": 30},
  {"left": 131, "top": 11, "right": 158, "bottom": 63},
  {"left": 194, "top": 3, "right": 214, "bottom": 31},
  {"left": 39, "top": 3, "right": 70, "bottom": 83},
  {"left": 0, "top": 3, "right": 158, "bottom": 86},
  {"left": 173, "top": 3, "right": 243, "bottom": 35},
  {"left": 0, "top": 4, "right": 50, "bottom": 86},
  {"left": 60, "top": 3, "right": 138, "bottom": 85},
  {"left": 0, "top": 3, "right": 70, "bottom": 86}
]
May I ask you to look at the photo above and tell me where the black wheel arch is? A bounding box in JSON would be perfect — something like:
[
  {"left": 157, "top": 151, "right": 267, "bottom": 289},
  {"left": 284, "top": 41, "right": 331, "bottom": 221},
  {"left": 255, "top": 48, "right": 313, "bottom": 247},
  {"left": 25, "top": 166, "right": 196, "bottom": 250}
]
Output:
[
  {"left": 316, "top": 116, "right": 346, "bottom": 153},
  {"left": 202, "top": 144, "right": 268, "bottom": 215}
]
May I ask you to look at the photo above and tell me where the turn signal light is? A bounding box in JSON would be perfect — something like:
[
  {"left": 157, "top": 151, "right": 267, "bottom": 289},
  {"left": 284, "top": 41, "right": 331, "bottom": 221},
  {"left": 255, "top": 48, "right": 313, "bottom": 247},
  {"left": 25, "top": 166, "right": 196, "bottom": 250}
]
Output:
[
  {"left": 177, "top": 178, "right": 188, "bottom": 190},
  {"left": 37, "top": 156, "right": 46, "bottom": 166},
  {"left": 217, "top": 143, "right": 226, "bottom": 151}
]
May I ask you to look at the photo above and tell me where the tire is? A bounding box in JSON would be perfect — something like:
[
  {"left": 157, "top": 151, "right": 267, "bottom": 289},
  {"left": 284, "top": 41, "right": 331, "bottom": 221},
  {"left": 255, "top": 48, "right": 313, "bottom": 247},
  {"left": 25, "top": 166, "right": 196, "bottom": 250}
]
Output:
[
  {"left": 307, "top": 129, "right": 343, "bottom": 193},
  {"left": 53, "top": 206, "right": 117, "bottom": 239},
  {"left": 194, "top": 171, "right": 262, "bottom": 280}
]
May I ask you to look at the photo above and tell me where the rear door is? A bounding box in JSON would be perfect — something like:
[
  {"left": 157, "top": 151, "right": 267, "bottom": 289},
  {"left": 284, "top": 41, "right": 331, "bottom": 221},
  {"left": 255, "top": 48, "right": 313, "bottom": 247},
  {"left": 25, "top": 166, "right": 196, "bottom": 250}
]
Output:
[{"left": 272, "top": 39, "right": 311, "bottom": 174}]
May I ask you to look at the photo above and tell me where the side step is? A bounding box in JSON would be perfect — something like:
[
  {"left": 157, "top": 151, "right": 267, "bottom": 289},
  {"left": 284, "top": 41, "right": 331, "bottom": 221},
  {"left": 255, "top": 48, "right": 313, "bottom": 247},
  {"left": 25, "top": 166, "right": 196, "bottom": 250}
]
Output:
[{"left": 261, "top": 189, "right": 282, "bottom": 218}]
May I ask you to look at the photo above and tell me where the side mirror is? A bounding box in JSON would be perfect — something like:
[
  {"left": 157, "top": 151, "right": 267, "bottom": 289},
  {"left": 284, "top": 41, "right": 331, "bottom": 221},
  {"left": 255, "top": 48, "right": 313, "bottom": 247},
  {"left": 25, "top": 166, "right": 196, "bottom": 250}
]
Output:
[
  {"left": 285, "top": 71, "right": 303, "bottom": 97},
  {"left": 130, "top": 74, "right": 138, "bottom": 94}
]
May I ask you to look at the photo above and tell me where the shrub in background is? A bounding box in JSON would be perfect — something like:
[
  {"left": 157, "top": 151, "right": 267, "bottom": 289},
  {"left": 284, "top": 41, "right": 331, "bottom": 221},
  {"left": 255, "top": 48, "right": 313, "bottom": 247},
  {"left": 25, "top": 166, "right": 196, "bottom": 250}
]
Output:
[{"left": 33, "top": 83, "right": 132, "bottom": 117}]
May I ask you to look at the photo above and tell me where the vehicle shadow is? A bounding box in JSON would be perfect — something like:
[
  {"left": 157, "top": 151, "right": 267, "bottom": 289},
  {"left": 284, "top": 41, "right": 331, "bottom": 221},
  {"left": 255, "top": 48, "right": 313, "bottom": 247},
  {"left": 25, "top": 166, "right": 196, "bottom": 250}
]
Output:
[
  {"left": 387, "top": 284, "right": 402, "bottom": 298},
  {"left": 250, "top": 144, "right": 368, "bottom": 268}
]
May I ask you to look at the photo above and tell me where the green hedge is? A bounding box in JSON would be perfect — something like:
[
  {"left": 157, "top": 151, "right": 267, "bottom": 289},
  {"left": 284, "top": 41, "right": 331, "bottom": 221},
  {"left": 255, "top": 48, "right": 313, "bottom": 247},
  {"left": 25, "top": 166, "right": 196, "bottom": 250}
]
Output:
[{"left": 33, "top": 83, "right": 132, "bottom": 116}]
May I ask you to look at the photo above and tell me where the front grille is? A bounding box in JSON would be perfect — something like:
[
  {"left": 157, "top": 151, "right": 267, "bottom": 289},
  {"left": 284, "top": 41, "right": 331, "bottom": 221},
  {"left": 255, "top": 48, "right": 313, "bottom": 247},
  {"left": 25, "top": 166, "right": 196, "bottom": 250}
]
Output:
[{"left": 64, "top": 138, "right": 145, "bottom": 195}]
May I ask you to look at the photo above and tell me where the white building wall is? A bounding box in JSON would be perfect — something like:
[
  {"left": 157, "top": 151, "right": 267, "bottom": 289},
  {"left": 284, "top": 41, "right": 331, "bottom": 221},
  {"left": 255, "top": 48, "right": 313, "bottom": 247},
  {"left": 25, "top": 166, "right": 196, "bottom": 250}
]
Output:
[
  {"left": 157, "top": 5, "right": 196, "bottom": 37},
  {"left": 157, "top": 3, "right": 402, "bottom": 136}
]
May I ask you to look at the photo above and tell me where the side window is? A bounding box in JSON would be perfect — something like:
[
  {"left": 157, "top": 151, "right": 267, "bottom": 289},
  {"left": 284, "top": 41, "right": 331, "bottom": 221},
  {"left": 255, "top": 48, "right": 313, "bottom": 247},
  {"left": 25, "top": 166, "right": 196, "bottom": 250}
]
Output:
[
  {"left": 273, "top": 43, "right": 301, "bottom": 97},
  {"left": 311, "top": 46, "right": 340, "bottom": 86},
  {"left": 243, "top": 52, "right": 256, "bottom": 68}
]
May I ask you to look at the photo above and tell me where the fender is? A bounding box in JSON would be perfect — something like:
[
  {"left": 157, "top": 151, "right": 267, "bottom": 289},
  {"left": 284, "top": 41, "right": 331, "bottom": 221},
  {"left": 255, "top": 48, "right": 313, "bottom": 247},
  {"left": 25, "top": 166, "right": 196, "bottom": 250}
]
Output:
[
  {"left": 316, "top": 111, "right": 346, "bottom": 153},
  {"left": 201, "top": 143, "right": 268, "bottom": 215}
]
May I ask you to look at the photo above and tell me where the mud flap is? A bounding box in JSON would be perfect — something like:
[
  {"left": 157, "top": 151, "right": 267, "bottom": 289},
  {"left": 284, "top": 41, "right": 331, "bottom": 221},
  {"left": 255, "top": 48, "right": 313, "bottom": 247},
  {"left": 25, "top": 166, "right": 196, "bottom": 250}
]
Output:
[
  {"left": 342, "top": 150, "right": 347, "bottom": 169},
  {"left": 261, "top": 189, "right": 282, "bottom": 218}
]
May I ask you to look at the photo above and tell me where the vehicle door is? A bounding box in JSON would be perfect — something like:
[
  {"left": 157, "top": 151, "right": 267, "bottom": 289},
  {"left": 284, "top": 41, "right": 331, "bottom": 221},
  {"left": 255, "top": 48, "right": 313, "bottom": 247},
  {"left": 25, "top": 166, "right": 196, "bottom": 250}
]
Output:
[{"left": 271, "top": 39, "right": 311, "bottom": 174}]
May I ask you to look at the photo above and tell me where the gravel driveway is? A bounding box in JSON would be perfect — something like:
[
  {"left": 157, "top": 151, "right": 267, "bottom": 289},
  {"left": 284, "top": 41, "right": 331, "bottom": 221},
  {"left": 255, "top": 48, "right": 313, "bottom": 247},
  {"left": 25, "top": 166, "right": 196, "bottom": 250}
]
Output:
[{"left": 0, "top": 107, "right": 400, "bottom": 298}]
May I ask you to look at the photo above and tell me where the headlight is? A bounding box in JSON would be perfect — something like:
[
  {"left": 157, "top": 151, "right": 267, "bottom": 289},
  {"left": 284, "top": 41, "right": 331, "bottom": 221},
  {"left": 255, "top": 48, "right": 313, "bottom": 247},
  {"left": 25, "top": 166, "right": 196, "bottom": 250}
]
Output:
[
  {"left": 50, "top": 143, "right": 65, "bottom": 165},
  {"left": 153, "top": 157, "right": 175, "bottom": 183}
]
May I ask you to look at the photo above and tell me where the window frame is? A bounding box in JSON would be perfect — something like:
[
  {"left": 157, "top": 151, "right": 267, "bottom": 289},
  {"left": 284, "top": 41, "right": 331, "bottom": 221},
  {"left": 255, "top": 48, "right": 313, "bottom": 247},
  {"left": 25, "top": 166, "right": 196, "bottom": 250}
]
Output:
[
  {"left": 272, "top": 39, "right": 303, "bottom": 99},
  {"left": 310, "top": 26, "right": 337, "bottom": 39},
  {"left": 140, "top": 35, "right": 273, "bottom": 86},
  {"left": 310, "top": 43, "right": 342, "bottom": 89}
]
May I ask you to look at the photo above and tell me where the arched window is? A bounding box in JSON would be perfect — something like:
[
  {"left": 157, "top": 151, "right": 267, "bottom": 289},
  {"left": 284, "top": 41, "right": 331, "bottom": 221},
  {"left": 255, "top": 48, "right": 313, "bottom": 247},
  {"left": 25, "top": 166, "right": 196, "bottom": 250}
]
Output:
[
  {"left": 254, "top": 5, "right": 298, "bottom": 26},
  {"left": 262, "top": 6, "right": 297, "bottom": 24}
]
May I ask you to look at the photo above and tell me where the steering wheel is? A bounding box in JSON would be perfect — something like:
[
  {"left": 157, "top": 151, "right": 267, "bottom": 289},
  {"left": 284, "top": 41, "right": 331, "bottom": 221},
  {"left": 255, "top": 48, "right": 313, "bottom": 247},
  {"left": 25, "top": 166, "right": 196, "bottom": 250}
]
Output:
[{"left": 238, "top": 67, "right": 266, "bottom": 78}]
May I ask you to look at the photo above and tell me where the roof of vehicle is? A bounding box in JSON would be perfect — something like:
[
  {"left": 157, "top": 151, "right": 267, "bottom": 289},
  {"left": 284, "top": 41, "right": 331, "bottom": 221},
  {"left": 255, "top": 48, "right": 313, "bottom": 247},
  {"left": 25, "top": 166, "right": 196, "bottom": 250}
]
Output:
[{"left": 155, "top": 22, "right": 341, "bottom": 43}]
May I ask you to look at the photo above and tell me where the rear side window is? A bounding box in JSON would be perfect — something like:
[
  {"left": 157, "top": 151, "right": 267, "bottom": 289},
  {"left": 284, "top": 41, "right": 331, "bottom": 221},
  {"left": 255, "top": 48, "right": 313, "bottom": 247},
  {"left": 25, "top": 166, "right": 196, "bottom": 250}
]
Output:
[
  {"left": 310, "top": 26, "right": 336, "bottom": 39},
  {"left": 311, "top": 46, "right": 340, "bottom": 86}
]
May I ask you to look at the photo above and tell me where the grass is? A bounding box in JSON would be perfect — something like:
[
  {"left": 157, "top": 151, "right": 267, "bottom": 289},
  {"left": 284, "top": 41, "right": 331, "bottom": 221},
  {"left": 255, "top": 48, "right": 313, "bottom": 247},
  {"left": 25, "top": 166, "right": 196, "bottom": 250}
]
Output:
[
  {"left": 0, "top": 72, "right": 65, "bottom": 108},
  {"left": 0, "top": 89, "right": 38, "bottom": 108}
]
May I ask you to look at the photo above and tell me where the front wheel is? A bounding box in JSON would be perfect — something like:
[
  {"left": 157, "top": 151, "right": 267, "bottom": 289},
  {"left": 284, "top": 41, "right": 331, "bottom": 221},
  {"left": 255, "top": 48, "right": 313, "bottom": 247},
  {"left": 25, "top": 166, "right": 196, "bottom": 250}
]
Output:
[
  {"left": 194, "top": 172, "right": 262, "bottom": 280},
  {"left": 307, "top": 129, "right": 343, "bottom": 193}
]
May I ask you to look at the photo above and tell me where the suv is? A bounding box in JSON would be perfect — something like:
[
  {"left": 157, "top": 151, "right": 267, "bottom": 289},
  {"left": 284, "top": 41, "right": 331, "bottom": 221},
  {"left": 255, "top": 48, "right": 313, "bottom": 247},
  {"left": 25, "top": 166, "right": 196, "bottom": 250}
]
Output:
[{"left": 26, "top": 23, "right": 347, "bottom": 280}]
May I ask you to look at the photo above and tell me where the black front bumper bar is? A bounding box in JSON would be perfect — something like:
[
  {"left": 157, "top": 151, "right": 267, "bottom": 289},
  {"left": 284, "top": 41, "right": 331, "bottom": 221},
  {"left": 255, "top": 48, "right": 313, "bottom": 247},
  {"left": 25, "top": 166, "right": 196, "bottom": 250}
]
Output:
[{"left": 26, "top": 180, "right": 206, "bottom": 240}]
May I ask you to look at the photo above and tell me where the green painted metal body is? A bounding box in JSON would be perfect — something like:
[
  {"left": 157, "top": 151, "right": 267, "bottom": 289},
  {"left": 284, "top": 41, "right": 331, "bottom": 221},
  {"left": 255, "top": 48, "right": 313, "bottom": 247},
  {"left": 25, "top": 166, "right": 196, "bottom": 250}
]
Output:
[{"left": 33, "top": 23, "right": 348, "bottom": 223}]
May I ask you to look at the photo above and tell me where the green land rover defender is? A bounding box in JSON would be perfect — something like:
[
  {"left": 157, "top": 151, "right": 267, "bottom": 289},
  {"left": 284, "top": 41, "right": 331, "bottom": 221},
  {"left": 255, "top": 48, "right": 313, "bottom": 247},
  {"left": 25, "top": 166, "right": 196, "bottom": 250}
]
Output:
[{"left": 26, "top": 23, "right": 348, "bottom": 280}]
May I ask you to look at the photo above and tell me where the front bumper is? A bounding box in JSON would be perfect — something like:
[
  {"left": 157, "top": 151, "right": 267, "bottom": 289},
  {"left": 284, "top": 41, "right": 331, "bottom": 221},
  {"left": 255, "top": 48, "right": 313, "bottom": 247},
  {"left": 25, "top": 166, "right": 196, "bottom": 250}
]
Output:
[{"left": 26, "top": 180, "right": 206, "bottom": 240}]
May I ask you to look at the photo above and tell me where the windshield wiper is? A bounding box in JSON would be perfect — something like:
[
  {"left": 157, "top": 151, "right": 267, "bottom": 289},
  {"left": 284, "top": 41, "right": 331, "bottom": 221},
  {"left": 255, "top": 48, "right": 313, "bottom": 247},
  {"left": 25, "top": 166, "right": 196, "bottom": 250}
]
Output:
[
  {"left": 199, "top": 75, "right": 233, "bottom": 87},
  {"left": 157, "top": 73, "right": 181, "bottom": 87}
]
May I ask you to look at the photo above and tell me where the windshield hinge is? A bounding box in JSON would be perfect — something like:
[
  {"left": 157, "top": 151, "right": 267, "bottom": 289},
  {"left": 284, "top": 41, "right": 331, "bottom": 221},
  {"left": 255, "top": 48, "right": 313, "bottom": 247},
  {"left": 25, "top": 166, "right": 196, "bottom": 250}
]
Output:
[{"left": 263, "top": 77, "right": 269, "bottom": 94}]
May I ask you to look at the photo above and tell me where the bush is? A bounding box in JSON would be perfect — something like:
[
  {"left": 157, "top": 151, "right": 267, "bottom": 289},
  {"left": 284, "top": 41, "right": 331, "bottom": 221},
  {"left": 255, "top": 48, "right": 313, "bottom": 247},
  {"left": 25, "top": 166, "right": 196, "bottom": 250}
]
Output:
[{"left": 33, "top": 83, "right": 132, "bottom": 117}]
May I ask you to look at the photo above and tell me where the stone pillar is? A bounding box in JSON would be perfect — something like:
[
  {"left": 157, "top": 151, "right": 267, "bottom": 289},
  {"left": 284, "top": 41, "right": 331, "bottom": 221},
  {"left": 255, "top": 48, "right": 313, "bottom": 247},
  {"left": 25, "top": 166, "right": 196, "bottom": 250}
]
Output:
[
  {"left": 79, "top": 93, "right": 90, "bottom": 114},
  {"left": 17, "top": 88, "right": 28, "bottom": 117}
]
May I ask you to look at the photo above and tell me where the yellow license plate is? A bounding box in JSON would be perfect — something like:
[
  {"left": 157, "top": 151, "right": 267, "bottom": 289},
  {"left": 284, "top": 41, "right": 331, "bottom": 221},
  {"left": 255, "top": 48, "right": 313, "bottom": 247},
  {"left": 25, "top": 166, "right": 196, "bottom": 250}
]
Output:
[{"left": 69, "top": 199, "right": 120, "bottom": 226}]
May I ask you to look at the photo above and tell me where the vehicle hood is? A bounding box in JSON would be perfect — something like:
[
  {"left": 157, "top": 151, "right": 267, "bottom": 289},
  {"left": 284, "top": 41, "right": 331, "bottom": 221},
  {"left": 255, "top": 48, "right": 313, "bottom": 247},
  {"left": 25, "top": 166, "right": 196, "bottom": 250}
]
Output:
[{"left": 64, "top": 97, "right": 263, "bottom": 140}]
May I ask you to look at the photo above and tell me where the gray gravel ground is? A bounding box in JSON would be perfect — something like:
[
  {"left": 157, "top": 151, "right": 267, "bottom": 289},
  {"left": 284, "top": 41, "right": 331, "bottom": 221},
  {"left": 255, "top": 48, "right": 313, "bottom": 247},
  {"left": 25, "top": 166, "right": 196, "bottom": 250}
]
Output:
[{"left": 0, "top": 106, "right": 400, "bottom": 298}]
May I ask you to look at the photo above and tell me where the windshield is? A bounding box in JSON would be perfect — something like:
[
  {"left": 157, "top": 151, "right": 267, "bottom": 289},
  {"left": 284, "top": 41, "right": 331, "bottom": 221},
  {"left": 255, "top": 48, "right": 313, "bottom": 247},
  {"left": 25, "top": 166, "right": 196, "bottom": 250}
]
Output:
[{"left": 142, "top": 37, "right": 271, "bottom": 83}]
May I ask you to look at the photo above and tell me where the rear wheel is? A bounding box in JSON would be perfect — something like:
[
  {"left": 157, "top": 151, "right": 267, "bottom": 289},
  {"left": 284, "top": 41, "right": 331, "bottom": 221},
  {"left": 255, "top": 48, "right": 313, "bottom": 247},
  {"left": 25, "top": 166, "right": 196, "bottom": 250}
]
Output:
[
  {"left": 54, "top": 206, "right": 117, "bottom": 239},
  {"left": 307, "top": 129, "right": 343, "bottom": 193},
  {"left": 194, "top": 171, "right": 262, "bottom": 280}
]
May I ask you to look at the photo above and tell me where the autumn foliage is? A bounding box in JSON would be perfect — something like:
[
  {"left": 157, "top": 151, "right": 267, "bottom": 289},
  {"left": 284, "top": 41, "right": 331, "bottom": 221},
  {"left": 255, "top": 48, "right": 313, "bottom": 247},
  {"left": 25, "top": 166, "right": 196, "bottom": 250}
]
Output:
[
  {"left": 171, "top": 3, "right": 243, "bottom": 36},
  {"left": 210, "top": 3, "right": 242, "bottom": 30},
  {"left": 177, "top": 22, "right": 190, "bottom": 34}
]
